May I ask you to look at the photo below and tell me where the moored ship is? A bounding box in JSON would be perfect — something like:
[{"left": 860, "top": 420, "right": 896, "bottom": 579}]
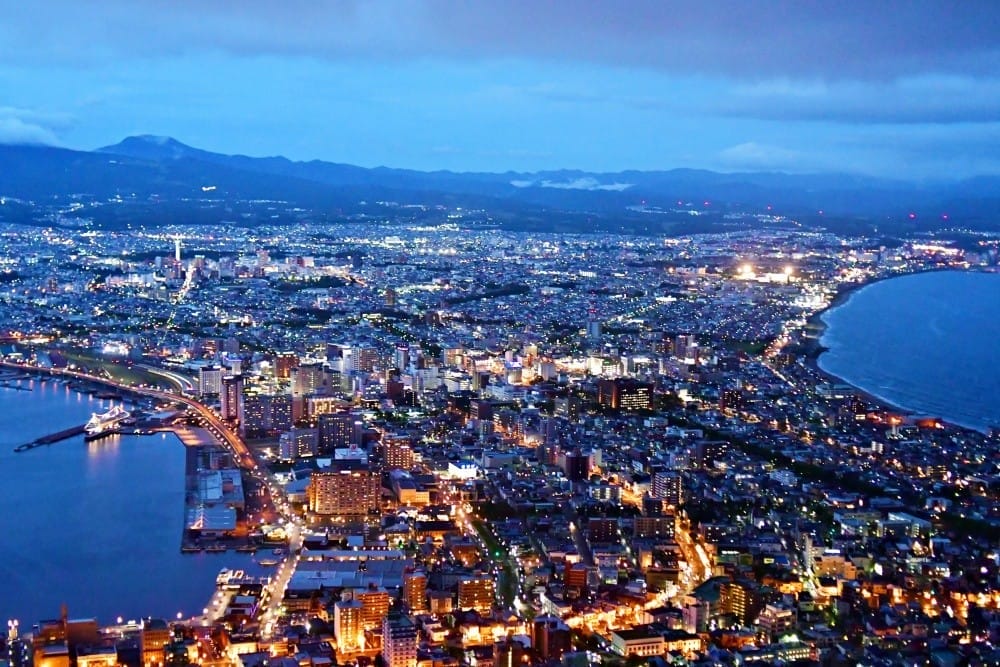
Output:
[{"left": 84, "top": 405, "right": 130, "bottom": 440}]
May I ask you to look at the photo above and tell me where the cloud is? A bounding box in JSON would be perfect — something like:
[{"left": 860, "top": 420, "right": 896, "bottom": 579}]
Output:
[
  {"left": 512, "top": 177, "right": 633, "bottom": 191},
  {"left": 716, "top": 76, "right": 1000, "bottom": 125},
  {"left": 717, "top": 142, "right": 811, "bottom": 171},
  {"left": 0, "top": 108, "right": 66, "bottom": 145},
  {"left": 1, "top": 1, "right": 998, "bottom": 80}
]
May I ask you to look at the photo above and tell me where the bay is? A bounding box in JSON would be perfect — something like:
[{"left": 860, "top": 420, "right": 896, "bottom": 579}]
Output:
[
  {"left": 0, "top": 376, "right": 260, "bottom": 626},
  {"left": 819, "top": 270, "right": 1000, "bottom": 433}
]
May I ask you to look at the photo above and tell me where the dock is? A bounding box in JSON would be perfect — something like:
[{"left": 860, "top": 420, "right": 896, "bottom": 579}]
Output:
[
  {"left": 0, "top": 381, "right": 31, "bottom": 391},
  {"left": 14, "top": 424, "right": 86, "bottom": 452}
]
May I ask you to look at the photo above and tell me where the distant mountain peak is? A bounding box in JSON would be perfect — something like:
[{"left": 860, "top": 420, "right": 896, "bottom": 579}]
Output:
[
  {"left": 133, "top": 134, "right": 181, "bottom": 146},
  {"left": 98, "top": 134, "right": 197, "bottom": 160}
]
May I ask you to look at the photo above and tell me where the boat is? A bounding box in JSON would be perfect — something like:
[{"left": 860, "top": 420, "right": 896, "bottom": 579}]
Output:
[
  {"left": 257, "top": 558, "right": 280, "bottom": 567},
  {"left": 84, "top": 405, "right": 130, "bottom": 440},
  {"left": 205, "top": 544, "right": 228, "bottom": 553},
  {"left": 181, "top": 544, "right": 203, "bottom": 553}
]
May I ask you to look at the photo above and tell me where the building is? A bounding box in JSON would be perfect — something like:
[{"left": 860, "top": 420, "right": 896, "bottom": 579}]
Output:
[
  {"left": 610, "top": 628, "right": 664, "bottom": 658},
  {"left": 355, "top": 586, "right": 392, "bottom": 630},
  {"left": 403, "top": 569, "right": 428, "bottom": 613},
  {"left": 493, "top": 636, "right": 528, "bottom": 667},
  {"left": 756, "top": 603, "right": 797, "bottom": 642},
  {"left": 381, "top": 613, "right": 417, "bottom": 667},
  {"left": 333, "top": 595, "right": 364, "bottom": 653},
  {"left": 532, "top": 615, "right": 571, "bottom": 661},
  {"left": 274, "top": 352, "right": 298, "bottom": 380},
  {"left": 597, "top": 378, "right": 652, "bottom": 411},
  {"left": 307, "top": 461, "right": 380, "bottom": 521},
  {"left": 220, "top": 375, "right": 243, "bottom": 423},
  {"left": 198, "top": 365, "right": 222, "bottom": 396},
  {"left": 561, "top": 449, "right": 591, "bottom": 481},
  {"left": 720, "top": 579, "right": 765, "bottom": 627},
  {"left": 318, "top": 412, "right": 355, "bottom": 455},
  {"left": 141, "top": 619, "right": 171, "bottom": 667},
  {"left": 240, "top": 391, "right": 291, "bottom": 438},
  {"left": 587, "top": 517, "right": 619, "bottom": 544},
  {"left": 651, "top": 471, "right": 683, "bottom": 507},
  {"left": 379, "top": 432, "right": 415, "bottom": 470},
  {"left": 278, "top": 427, "right": 318, "bottom": 460},
  {"left": 634, "top": 515, "right": 677, "bottom": 540},
  {"left": 458, "top": 575, "right": 495, "bottom": 614},
  {"left": 76, "top": 646, "right": 117, "bottom": 667}
]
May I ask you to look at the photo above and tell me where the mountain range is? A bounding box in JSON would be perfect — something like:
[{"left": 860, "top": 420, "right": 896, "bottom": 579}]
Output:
[{"left": 0, "top": 135, "right": 997, "bottom": 233}]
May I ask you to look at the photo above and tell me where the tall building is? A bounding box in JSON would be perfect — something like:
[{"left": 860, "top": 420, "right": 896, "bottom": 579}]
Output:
[
  {"left": 598, "top": 378, "right": 652, "bottom": 411},
  {"left": 292, "top": 362, "right": 328, "bottom": 398},
  {"left": 220, "top": 375, "right": 243, "bottom": 423},
  {"left": 651, "top": 471, "right": 684, "bottom": 507},
  {"left": 379, "top": 432, "right": 415, "bottom": 471},
  {"left": 355, "top": 586, "right": 392, "bottom": 630},
  {"left": 141, "top": 619, "right": 171, "bottom": 667},
  {"left": 307, "top": 461, "right": 380, "bottom": 521},
  {"left": 457, "top": 575, "right": 495, "bottom": 614},
  {"left": 634, "top": 515, "right": 677, "bottom": 540},
  {"left": 587, "top": 517, "right": 619, "bottom": 544},
  {"left": 561, "top": 449, "right": 591, "bottom": 482},
  {"left": 318, "top": 412, "right": 355, "bottom": 455},
  {"left": 240, "top": 392, "right": 269, "bottom": 437},
  {"left": 271, "top": 393, "right": 293, "bottom": 431},
  {"left": 274, "top": 351, "right": 298, "bottom": 380},
  {"left": 395, "top": 344, "right": 410, "bottom": 371},
  {"left": 333, "top": 594, "right": 364, "bottom": 653},
  {"left": 674, "top": 334, "right": 698, "bottom": 363},
  {"left": 532, "top": 615, "right": 571, "bottom": 661},
  {"left": 586, "top": 318, "right": 602, "bottom": 342},
  {"left": 382, "top": 613, "right": 417, "bottom": 667},
  {"left": 720, "top": 579, "right": 765, "bottom": 627},
  {"left": 403, "top": 569, "right": 428, "bottom": 612},
  {"left": 198, "top": 365, "right": 222, "bottom": 396}
]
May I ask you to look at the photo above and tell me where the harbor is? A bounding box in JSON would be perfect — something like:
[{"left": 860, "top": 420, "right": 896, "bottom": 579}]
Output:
[{"left": 0, "top": 376, "right": 269, "bottom": 623}]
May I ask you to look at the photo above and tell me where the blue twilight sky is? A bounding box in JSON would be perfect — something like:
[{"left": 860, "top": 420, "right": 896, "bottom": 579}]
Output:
[{"left": 1, "top": 1, "right": 999, "bottom": 179}]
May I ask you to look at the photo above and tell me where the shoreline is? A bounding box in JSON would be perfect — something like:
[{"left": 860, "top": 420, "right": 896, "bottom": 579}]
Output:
[{"left": 799, "top": 268, "right": 995, "bottom": 434}]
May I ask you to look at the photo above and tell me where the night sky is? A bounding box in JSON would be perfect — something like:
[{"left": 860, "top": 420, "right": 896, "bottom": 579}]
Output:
[{"left": 2, "top": 1, "right": 999, "bottom": 178}]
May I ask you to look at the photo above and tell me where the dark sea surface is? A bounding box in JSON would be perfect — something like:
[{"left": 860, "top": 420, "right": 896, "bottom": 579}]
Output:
[
  {"left": 0, "top": 377, "right": 260, "bottom": 626},
  {"left": 819, "top": 270, "right": 1000, "bottom": 432}
]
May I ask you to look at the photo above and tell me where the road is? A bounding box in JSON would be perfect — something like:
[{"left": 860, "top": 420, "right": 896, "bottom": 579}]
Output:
[{"left": 4, "top": 359, "right": 304, "bottom": 631}]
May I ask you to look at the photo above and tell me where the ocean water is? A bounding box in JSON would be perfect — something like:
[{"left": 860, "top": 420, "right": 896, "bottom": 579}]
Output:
[
  {"left": 0, "top": 377, "right": 260, "bottom": 626},
  {"left": 819, "top": 270, "right": 1000, "bottom": 432}
]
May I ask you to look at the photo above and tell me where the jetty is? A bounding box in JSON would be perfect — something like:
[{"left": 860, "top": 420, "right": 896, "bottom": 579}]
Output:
[{"left": 14, "top": 424, "right": 86, "bottom": 452}]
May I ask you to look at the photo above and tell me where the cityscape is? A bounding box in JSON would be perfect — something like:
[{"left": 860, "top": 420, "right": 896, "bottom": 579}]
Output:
[
  {"left": 2, "top": 4, "right": 1000, "bottom": 667},
  {"left": 1, "top": 204, "right": 998, "bottom": 667}
]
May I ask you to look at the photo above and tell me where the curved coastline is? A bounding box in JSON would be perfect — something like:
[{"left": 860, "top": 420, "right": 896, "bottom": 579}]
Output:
[
  {"left": 0, "top": 373, "right": 244, "bottom": 624},
  {"left": 807, "top": 268, "right": 995, "bottom": 434}
]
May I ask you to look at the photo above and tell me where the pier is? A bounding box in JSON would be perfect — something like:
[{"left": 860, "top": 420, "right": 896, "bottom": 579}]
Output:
[{"left": 14, "top": 424, "right": 86, "bottom": 452}]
